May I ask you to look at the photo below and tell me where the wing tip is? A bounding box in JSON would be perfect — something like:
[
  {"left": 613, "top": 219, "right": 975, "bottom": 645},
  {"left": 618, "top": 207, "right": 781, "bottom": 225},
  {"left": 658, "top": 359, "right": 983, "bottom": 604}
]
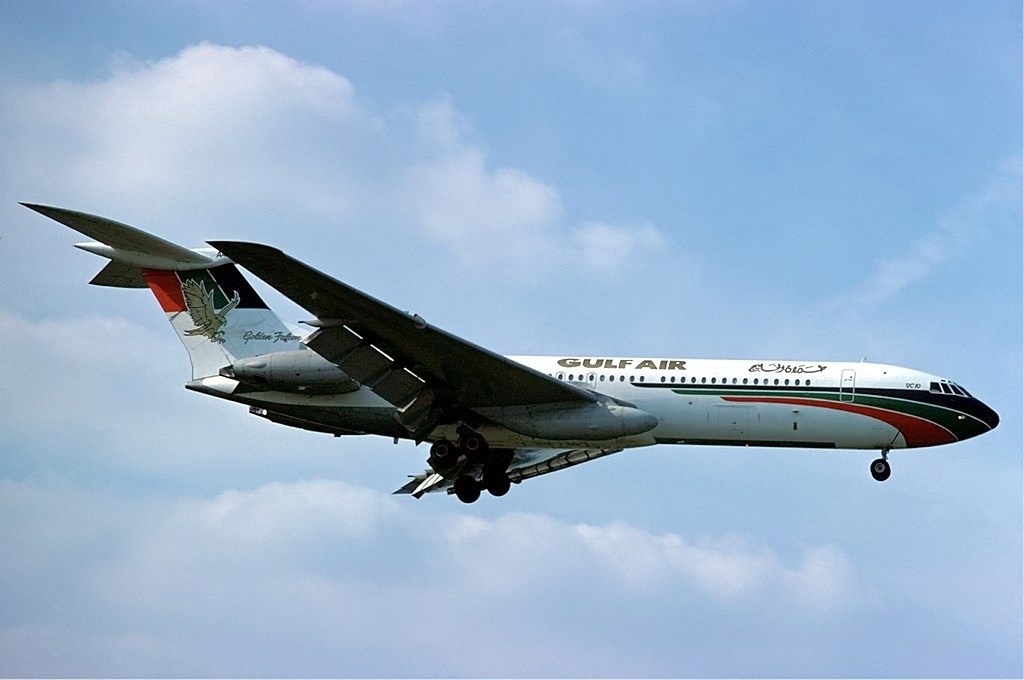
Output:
[{"left": 20, "top": 202, "right": 58, "bottom": 216}]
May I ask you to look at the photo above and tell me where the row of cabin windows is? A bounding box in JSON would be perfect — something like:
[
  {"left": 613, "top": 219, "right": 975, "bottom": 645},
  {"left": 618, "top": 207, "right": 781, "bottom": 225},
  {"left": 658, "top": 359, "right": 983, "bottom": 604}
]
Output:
[{"left": 556, "top": 373, "right": 812, "bottom": 387}]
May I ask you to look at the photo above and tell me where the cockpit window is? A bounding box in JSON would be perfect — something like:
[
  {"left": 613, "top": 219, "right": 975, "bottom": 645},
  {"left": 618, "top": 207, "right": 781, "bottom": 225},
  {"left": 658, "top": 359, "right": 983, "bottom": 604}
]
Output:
[
  {"left": 952, "top": 383, "right": 972, "bottom": 397},
  {"left": 931, "top": 380, "right": 970, "bottom": 397}
]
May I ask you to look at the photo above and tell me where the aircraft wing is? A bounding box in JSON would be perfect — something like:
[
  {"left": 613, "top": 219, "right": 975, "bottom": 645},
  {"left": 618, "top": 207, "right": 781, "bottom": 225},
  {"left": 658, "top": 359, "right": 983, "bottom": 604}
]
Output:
[
  {"left": 209, "top": 241, "right": 595, "bottom": 429},
  {"left": 394, "top": 446, "right": 624, "bottom": 497}
]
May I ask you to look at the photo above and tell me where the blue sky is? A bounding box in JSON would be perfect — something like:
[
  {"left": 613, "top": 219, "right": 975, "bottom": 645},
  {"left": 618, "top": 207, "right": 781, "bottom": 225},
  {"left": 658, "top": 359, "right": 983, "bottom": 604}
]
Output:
[{"left": 0, "top": 1, "right": 1020, "bottom": 676}]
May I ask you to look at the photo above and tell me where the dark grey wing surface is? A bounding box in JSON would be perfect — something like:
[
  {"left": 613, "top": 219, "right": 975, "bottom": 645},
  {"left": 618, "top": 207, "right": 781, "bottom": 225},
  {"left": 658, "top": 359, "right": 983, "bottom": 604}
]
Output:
[{"left": 208, "top": 241, "right": 595, "bottom": 417}]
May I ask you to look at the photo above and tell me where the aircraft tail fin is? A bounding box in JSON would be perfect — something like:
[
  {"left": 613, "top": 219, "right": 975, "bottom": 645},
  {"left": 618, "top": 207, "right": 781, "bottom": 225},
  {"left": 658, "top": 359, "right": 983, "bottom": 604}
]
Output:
[{"left": 23, "top": 203, "right": 303, "bottom": 379}]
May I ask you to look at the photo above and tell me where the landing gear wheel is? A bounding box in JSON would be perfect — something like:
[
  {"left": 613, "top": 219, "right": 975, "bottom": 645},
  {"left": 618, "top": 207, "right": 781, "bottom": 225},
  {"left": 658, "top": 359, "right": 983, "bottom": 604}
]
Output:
[
  {"left": 459, "top": 431, "right": 489, "bottom": 462},
  {"left": 429, "top": 439, "right": 458, "bottom": 471},
  {"left": 453, "top": 474, "right": 481, "bottom": 504},
  {"left": 870, "top": 457, "right": 891, "bottom": 482},
  {"left": 484, "top": 471, "right": 511, "bottom": 497}
]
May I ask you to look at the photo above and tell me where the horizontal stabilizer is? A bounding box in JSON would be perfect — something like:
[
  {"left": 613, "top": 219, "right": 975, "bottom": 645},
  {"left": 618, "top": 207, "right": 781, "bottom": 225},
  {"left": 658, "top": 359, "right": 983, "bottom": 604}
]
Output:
[
  {"left": 23, "top": 203, "right": 210, "bottom": 265},
  {"left": 88, "top": 260, "right": 148, "bottom": 288}
]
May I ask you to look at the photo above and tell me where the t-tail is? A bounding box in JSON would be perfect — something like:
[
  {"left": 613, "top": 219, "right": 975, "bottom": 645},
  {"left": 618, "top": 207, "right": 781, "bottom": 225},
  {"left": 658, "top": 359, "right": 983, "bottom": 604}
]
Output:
[{"left": 23, "top": 203, "right": 303, "bottom": 379}]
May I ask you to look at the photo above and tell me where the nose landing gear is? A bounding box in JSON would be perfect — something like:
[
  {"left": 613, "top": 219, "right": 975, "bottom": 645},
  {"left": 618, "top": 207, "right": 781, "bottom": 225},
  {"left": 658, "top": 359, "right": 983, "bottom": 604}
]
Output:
[{"left": 870, "top": 450, "right": 891, "bottom": 482}]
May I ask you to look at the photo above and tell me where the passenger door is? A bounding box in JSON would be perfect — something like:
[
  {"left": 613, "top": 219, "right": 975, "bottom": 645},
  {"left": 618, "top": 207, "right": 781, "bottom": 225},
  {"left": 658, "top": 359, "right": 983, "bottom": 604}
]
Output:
[{"left": 840, "top": 369, "right": 856, "bottom": 402}]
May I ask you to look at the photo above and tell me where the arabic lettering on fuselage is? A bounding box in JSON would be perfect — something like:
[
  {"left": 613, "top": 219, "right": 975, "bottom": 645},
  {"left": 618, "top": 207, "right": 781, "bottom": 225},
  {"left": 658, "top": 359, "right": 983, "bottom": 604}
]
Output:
[
  {"left": 748, "top": 363, "right": 827, "bottom": 374},
  {"left": 557, "top": 358, "right": 687, "bottom": 370}
]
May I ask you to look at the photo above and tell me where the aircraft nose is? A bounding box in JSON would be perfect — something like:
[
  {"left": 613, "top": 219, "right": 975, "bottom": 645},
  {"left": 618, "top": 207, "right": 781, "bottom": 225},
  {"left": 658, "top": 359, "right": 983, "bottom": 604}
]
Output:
[{"left": 978, "top": 400, "right": 1000, "bottom": 431}]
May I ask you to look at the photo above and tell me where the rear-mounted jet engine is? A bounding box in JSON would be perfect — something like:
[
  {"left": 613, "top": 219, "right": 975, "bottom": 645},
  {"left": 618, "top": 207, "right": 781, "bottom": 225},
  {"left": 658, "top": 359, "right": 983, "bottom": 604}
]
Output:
[{"left": 221, "top": 349, "right": 358, "bottom": 394}]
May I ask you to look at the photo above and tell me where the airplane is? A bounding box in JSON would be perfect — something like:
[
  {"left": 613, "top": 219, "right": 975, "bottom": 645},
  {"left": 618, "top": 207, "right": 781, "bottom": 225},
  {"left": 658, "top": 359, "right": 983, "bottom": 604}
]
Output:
[{"left": 25, "top": 203, "right": 1000, "bottom": 503}]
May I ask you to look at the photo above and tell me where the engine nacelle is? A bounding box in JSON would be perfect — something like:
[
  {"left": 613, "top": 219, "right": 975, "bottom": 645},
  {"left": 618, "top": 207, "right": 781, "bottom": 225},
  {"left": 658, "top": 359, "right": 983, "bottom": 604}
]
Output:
[
  {"left": 476, "top": 401, "right": 658, "bottom": 441},
  {"left": 221, "top": 350, "right": 358, "bottom": 394}
]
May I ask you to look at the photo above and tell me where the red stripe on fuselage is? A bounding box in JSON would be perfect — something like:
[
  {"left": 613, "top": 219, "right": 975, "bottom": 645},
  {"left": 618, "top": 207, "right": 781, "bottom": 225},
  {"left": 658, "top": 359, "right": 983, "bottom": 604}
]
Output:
[
  {"left": 142, "top": 269, "right": 186, "bottom": 312},
  {"left": 720, "top": 395, "right": 957, "bottom": 447}
]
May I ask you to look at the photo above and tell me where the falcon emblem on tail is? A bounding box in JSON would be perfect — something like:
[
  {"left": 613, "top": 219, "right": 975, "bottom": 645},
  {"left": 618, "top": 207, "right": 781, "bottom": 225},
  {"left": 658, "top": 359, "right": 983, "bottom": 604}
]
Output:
[{"left": 182, "top": 279, "right": 240, "bottom": 343}]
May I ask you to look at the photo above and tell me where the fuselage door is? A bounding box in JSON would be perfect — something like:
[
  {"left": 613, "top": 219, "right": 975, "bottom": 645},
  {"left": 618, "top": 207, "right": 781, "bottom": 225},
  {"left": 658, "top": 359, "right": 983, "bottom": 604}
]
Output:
[{"left": 840, "top": 369, "right": 856, "bottom": 402}]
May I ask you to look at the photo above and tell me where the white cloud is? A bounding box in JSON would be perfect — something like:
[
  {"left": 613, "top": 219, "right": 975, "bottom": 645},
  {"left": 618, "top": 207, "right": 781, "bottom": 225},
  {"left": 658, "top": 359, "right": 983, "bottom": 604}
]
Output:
[
  {"left": 576, "top": 520, "right": 853, "bottom": 607},
  {"left": 0, "top": 475, "right": 859, "bottom": 676},
  {"left": 3, "top": 43, "right": 668, "bottom": 276},
  {"left": 7, "top": 44, "right": 365, "bottom": 212},
  {"left": 0, "top": 309, "right": 179, "bottom": 439},
  {"left": 826, "top": 155, "right": 1022, "bottom": 310},
  {"left": 406, "top": 144, "right": 563, "bottom": 260},
  {"left": 572, "top": 220, "right": 665, "bottom": 271},
  {"left": 0, "top": 625, "right": 179, "bottom": 678}
]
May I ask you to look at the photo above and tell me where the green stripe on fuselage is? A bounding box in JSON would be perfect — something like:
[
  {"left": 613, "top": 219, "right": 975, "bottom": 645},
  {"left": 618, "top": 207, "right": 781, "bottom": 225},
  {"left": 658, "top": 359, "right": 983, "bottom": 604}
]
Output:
[{"left": 665, "top": 386, "right": 988, "bottom": 441}]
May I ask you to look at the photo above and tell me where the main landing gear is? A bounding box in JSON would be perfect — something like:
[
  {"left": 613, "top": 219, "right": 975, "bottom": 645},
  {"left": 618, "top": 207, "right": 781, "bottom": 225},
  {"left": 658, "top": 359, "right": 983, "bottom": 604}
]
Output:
[
  {"left": 428, "top": 429, "right": 488, "bottom": 471},
  {"left": 428, "top": 428, "right": 512, "bottom": 504},
  {"left": 452, "top": 468, "right": 512, "bottom": 504},
  {"left": 870, "top": 449, "right": 891, "bottom": 482}
]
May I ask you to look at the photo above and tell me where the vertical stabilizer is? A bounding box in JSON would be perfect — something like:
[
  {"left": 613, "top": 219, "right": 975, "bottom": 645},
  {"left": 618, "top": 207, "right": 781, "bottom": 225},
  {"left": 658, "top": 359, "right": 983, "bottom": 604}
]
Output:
[
  {"left": 23, "top": 203, "right": 304, "bottom": 379},
  {"left": 143, "top": 264, "right": 303, "bottom": 379}
]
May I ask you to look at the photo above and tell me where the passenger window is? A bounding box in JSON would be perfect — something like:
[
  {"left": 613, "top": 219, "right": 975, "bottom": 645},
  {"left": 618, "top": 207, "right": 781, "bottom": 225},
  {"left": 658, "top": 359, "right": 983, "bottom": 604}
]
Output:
[
  {"left": 711, "top": 377, "right": 716, "bottom": 384},
  {"left": 639, "top": 376, "right": 645, "bottom": 383},
  {"left": 784, "top": 379, "right": 790, "bottom": 385},
  {"left": 774, "top": 379, "right": 780, "bottom": 385},
  {"left": 732, "top": 378, "right": 738, "bottom": 384},
  {"left": 742, "top": 378, "right": 748, "bottom": 385},
  {"left": 660, "top": 376, "right": 666, "bottom": 383},
  {"left": 557, "top": 372, "right": 564, "bottom": 380}
]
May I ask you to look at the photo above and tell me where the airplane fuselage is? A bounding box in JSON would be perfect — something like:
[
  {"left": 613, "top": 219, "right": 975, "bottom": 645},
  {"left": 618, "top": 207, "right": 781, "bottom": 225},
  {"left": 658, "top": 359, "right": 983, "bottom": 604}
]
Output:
[{"left": 189, "top": 354, "right": 998, "bottom": 453}]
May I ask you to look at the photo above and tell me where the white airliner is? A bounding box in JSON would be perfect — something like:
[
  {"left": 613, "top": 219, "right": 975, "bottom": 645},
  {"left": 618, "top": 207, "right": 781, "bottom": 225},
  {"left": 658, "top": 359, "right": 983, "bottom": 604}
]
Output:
[{"left": 27, "top": 204, "right": 1000, "bottom": 503}]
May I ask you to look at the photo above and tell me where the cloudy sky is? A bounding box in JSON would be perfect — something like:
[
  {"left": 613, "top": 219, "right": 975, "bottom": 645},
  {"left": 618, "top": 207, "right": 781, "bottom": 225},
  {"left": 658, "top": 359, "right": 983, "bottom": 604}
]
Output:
[{"left": 0, "top": 1, "right": 1020, "bottom": 677}]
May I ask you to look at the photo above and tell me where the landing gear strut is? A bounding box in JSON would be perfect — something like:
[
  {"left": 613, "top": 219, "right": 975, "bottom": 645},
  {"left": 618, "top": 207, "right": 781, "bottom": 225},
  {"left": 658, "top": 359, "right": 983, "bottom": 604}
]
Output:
[{"left": 870, "top": 450, "right": 891, "bottom": 482}]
